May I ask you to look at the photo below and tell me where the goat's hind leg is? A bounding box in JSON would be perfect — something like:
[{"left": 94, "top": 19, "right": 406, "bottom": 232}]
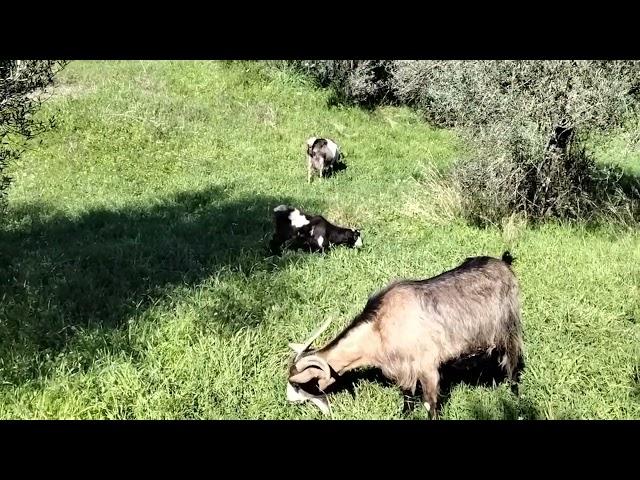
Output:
[
  {"left": 419, "top": 367, "right": 441, "bottom": 419},
  {"left": 502, "top": 336, "right": 524, "bottom": 396}
]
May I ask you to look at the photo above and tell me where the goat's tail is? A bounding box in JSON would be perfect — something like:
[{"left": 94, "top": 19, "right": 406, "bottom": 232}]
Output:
[{"left": 501, "top": 250, "right": 515, "bottom": 265}]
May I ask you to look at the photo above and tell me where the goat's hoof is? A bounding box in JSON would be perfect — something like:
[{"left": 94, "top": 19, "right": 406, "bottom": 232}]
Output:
[{"left": 423, "top": 402, "right": 438, "bottom": 419}]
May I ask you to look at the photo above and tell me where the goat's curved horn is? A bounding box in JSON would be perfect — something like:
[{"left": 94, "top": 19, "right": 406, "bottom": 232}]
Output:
[
  {"left": 293, "top": 317, "right": 333, "bottom": 362},
  {"left": 294, "top": 354, "right": 331, "bottom": 380}
]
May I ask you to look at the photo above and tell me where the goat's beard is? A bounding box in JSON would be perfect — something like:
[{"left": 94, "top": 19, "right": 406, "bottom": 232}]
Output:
[{"left": 286, "top": 382, "right": 331, "bottom": 415}]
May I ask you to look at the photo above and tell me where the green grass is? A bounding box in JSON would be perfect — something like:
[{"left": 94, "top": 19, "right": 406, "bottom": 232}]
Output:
[
  {"left": 1, "top": 60, "right": 639, "bottom": 419},
  {"left": 590, "top": 123, "right": 640, "bottom": 177}
]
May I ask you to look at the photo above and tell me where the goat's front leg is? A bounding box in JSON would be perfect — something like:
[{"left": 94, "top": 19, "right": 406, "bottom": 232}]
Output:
[
  {"left": 307, "top": 158, "right": 312, "bottom": 183},
  {"left": 419, "top": 368, "right": 440, "bottom": 419},
  {"left": 269, "top": 235, "right": 284, "bottom": 256}
]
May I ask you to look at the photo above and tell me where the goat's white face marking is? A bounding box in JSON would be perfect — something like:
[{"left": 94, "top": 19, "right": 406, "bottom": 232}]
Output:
[
  {"left": 287, "top": 382, "right": 306, "bottom": 402},
  {"left": 317, "top": 235, "right": 324, "bottom": 248},
  {"left": 354, "top": 236, "right": 363, "bottom": 248},
  {"left": 288, "top": 209, "right": 310, "bottom": 228},
  {"left": 273, "top": 204, "right": 288, "bottom": 212}
]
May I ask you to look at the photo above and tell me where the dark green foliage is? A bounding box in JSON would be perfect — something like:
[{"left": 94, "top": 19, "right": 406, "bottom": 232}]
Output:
[
  {"left": 0, "top": 60, "right": 67, "bottom": 210},
  {"left": 394, "top": 61, "right": 640, "bottom": 224},
  {"left": 284, "top": 60, "right": 397, "bottom": 107}
]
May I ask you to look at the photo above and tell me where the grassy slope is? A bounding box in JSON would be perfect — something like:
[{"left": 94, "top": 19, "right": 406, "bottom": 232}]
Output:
[{"left": 0, "top": 60, "right": 638, "bottom": 419}]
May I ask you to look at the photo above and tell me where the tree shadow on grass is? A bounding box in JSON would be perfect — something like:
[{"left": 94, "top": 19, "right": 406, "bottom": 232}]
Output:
[{"left": 0, "top": 185, "right": 323, "bottom": 385}]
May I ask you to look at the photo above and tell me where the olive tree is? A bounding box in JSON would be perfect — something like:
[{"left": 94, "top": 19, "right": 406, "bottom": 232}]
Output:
[
  {"left": 393, "top": 60, "right": 640, "bottom": 223},
  {"left": 1, "top": 60, "right": 67, "bottom": 211}
]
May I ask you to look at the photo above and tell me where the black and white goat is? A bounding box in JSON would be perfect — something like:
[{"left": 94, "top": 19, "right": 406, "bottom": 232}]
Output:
[
  {"left": 269, "top": 205, "right": 362, "bottom": 255},
  {"left": 286, "top": 252, "right": 524, "bottom": 418},
  {"left": 306, "top": 137, "right": 342, "bottom": 183}
]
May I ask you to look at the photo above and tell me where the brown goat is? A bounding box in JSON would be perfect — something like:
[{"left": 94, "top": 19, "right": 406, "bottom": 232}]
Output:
[{"left": 286, "top": 251, "right": 524, "bottom": 418}]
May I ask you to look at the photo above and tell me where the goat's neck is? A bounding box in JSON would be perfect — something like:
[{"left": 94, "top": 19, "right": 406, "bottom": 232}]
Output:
[
  {"left": 327, "top": 227, "right": 349, "bottom": 243},
  {"left": 318, "top": 322, "right": 378, "bottom": 375}
]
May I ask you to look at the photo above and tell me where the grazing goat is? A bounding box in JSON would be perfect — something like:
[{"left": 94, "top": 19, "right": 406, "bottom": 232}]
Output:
[
  {"left": 286, "top": 252, "right": 524, "bottom": 418},
  {"left": 306, "top": 137, "right": 341, "bottom": 183},
  {"left": 269, "top": 204, "right": 362, "bottom": 255}
]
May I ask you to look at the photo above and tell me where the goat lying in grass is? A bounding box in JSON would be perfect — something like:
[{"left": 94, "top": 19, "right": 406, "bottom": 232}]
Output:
[
  {"left": 306, "top": 137, "right": 343, "bottom": 183},
  {"left": 269, "top": 205, "right": 362, "bottom": 255},
  {"left": 286, "top": 251, "right": 524, "bottom": 418}
]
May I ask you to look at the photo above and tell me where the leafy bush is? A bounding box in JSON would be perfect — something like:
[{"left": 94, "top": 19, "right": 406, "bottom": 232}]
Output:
[
  {"left": 1, "top": 60, "right": 67, "bottom": 211},
  {"left": 283, "top": 60, "right": 397, "bottom": 107},
  {"left": 393, "top": 60, "right": 640, "bottom": 224}
]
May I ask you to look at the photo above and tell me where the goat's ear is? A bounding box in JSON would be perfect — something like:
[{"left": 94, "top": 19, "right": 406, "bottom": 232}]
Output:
[
  {"left": 306, "top": 137, "right": 317, "bottom": 148},
  {"left": 289, "top": 367, "right": 323, "bottom": 385},
  {"left": 288, "top": 342, "right": 307, "bottom": 354}
]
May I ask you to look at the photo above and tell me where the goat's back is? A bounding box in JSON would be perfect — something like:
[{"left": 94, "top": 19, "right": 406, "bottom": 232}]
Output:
[{"left": 373, "top": 256, "right": 522, "bottom": 369}]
